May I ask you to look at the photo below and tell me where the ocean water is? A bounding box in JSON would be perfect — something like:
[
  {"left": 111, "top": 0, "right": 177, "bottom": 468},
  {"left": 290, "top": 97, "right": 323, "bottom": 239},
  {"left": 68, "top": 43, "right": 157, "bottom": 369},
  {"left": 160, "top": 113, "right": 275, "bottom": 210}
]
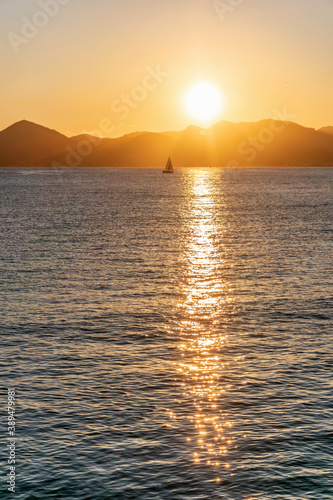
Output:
[{"left": 0, "top": 167, "right": 332, "bottom": 500}]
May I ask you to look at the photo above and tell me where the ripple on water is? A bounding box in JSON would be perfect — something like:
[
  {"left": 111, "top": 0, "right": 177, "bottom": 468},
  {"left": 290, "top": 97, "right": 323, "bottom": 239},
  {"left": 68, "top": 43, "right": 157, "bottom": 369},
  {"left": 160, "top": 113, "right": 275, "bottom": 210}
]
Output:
[{"left": 0, "top": 167, "right": 332, "bottom": 499}]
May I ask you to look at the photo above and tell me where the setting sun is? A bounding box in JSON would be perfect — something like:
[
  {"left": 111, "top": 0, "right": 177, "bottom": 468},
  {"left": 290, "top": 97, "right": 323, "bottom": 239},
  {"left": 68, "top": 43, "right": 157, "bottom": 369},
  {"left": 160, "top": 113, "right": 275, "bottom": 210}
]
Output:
[{"left": 184, "top": 82, "right": 224, "bottom": 124}]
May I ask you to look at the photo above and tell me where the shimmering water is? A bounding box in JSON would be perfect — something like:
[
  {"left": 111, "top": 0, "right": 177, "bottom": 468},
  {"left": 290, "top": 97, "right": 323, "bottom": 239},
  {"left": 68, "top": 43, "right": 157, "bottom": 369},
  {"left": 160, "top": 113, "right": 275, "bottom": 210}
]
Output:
[{"left": 1, "top": 167, "right": 332, "bottom": 500}]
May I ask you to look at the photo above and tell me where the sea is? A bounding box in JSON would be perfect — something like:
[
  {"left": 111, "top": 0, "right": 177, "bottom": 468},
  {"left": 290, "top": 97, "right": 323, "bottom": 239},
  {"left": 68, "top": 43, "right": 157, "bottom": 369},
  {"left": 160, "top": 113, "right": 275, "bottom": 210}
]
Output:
[{"left": 0, "top": 167, "right": 332, "bottom": 500}]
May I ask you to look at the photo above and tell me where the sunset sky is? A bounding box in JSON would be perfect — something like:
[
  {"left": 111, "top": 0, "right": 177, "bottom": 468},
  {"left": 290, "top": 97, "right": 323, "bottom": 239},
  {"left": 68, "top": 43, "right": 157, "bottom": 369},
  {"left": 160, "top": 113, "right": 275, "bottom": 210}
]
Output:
[{"left": 1, "top": 0, "right": 332, "bottom": 136}]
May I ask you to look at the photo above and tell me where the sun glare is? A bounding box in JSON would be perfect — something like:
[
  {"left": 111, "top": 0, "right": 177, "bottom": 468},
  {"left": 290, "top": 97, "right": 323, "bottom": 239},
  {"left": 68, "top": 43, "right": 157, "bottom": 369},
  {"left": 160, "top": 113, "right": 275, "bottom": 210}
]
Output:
[{"left": 184, "top": 82, "right": 224, "bottom": 124}]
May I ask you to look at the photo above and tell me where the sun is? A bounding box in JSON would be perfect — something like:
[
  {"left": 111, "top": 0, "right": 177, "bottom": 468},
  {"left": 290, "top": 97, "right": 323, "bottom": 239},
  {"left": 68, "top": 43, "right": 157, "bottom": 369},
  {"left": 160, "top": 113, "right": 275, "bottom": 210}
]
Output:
[{"left": 184, "top": 81, "right": 224, "bottom": 124}]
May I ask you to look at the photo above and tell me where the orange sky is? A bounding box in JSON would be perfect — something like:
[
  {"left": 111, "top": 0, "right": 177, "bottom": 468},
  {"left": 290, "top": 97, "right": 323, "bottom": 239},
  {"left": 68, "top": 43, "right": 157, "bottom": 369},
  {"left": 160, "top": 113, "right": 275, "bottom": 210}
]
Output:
[{"left": 1, "top": 0, "right": 333, "bottom": 136}]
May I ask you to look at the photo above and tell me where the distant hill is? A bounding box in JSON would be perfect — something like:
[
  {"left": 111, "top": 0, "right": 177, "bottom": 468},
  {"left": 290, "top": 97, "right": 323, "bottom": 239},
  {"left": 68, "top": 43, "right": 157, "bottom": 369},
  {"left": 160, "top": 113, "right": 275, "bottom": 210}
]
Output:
[
  {"left": 1, "top": 119, "right": 333, "bottom": 167},
  {"left": 319, "top": 126, "right": 333, "bottom": 137},
  {"left": 0, "top": 120, "right": 71, "bottom": 166}
]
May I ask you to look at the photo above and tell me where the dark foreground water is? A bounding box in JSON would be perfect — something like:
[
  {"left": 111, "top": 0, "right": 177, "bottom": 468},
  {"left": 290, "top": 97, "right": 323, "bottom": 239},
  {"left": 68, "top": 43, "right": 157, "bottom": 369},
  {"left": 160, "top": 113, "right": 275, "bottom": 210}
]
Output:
[{"left": 0, "top": 167, "right": 332, "bottom": 500}]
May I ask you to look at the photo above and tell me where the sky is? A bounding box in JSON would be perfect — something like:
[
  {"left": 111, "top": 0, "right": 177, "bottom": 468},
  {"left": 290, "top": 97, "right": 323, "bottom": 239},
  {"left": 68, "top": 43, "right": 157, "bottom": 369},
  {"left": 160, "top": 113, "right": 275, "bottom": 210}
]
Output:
[{"left": 0, "top": 0, "right": 333, "bottom": 136}]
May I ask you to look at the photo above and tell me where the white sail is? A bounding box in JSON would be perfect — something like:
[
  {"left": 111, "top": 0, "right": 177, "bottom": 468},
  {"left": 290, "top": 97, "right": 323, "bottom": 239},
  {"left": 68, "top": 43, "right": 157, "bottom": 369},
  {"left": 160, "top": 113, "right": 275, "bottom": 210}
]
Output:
[
  {"left": 166, "top": 158, "right": 173, "bottom": 171},
  {"left": 163, "top": 156, "right": 174, "bottom": 173}
]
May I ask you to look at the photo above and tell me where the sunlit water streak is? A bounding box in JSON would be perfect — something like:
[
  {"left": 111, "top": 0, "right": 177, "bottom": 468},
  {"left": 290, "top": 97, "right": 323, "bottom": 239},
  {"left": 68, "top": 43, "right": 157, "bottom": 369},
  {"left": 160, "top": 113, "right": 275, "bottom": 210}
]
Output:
[
  {"left": 174, "top": 171, "right": 234, "bottom": 479},
  {"left": 0, "top": 167, "right": 332, "bottom": 500}
]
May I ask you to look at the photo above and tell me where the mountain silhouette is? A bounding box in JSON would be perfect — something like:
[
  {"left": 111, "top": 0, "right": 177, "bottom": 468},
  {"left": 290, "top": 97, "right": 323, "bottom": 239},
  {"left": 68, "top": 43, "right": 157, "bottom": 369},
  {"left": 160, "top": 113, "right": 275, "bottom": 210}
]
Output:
[
  {"left": 319, "top": 126, "right": 333, "bottom": 137},
  {"left": 1, "top": 119, "right": 333, "bottom": 167},
  {"left": 0, "top": 120, "right": 71, "bottom": 166}
]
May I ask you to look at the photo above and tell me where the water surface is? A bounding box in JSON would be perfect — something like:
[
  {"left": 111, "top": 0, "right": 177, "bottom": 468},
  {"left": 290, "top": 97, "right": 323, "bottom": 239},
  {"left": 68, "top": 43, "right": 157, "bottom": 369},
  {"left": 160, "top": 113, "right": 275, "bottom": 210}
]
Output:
[{"left": 0, "top": 167, "right": 332, "bottom": 499}]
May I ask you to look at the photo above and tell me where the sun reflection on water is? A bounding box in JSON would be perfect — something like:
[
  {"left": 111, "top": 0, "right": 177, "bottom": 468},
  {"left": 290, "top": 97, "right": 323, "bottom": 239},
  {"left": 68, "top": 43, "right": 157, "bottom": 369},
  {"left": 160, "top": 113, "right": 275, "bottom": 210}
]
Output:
[{"left": 175, "top": 170, "right": 234, "bottom": 478}]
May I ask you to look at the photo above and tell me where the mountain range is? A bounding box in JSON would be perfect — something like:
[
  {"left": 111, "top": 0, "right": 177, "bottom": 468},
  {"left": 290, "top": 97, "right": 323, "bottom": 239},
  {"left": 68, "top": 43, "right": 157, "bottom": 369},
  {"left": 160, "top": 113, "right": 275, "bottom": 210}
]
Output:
[{"left": 1, "top": 119, "right": 333, "bottom": 167}]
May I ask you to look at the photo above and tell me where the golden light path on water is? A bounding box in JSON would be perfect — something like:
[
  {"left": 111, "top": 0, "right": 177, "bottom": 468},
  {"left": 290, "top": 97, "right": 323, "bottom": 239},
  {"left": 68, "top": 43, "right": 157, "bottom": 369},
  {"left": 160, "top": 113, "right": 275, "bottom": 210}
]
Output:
[{"left": 173, "top": 170, "right": 236, "bottom": 483}]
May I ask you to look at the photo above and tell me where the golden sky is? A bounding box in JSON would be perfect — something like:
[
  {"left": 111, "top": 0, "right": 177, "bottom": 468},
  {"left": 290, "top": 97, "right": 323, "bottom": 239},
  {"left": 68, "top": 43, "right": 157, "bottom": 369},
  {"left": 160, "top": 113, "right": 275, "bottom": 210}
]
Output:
[{"left": 1, "top": 0, "right": 333, "bottom": 136}]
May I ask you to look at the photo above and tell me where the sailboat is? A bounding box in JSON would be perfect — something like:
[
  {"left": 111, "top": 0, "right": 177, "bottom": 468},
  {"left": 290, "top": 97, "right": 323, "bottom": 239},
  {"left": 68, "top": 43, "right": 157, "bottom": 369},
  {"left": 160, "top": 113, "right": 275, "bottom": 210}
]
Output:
[{"left": 163, "top": 157, "right": 174, "bottom": 173}]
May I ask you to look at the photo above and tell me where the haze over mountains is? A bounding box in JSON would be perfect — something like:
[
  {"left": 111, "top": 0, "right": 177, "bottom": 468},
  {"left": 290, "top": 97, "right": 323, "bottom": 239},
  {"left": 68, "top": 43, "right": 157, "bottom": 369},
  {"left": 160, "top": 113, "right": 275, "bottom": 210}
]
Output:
[{"left": 1, "top": 119, "right": 333, "bottom": 168}]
